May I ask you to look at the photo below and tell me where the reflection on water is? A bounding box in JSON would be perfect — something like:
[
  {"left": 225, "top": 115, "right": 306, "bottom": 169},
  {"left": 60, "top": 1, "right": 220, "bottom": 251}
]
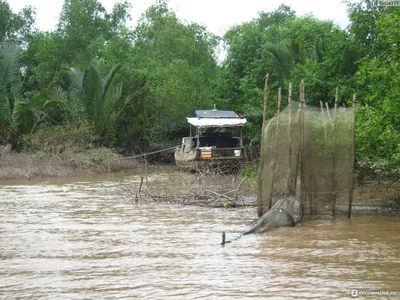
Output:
[{"left": 0, "top": 176, "right": 399, "bottom": 299}]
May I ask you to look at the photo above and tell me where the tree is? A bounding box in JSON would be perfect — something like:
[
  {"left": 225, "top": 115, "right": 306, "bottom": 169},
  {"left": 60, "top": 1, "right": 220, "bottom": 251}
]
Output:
[
  {"left": 119, "top": 1, "right": 218, "bottom": 148},
  {"left": 352, "top": 5, "right": 400, "bottom": 177},
  {"left": 217, "top": 5, "right": 359, "bottom": 147},
  {"left": 0, "top": 0, "right": 35, "bottom": 44},
  {"left": 57, "top": 0, "right": 131, "bottom": 65}
]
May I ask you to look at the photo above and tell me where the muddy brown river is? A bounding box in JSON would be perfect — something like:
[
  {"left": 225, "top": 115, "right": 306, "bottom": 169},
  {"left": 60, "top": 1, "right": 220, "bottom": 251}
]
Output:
[{"left": 0, "top": 174, "right": 399, "bottom": 299}]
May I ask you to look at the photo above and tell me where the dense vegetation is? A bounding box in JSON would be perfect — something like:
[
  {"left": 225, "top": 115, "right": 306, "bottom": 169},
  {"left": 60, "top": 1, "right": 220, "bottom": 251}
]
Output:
[{"left": 0, "top": 0, "right": 398, "bottom": 180}]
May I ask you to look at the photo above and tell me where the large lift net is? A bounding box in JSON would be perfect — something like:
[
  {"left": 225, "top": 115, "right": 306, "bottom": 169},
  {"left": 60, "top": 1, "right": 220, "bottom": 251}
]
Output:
[{"left": 253, "top": 82, "right": 356, "bottom": 233}]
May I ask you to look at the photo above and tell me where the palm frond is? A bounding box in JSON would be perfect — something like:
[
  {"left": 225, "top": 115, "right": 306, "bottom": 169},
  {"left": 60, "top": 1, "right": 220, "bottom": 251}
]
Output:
[
  {"left": 70, "top": 67, "right": 85, "bottom": 99},
  {"left": 10, "top": 98, "right": 25, "bottom": 133},
  {"left": 290, "top": 39, "right": 304, "bottom": 64},
  {"left": 100, "top": 83, "right": 126, "bottom": 130},
  {"left": 0, "top": 43, "right": 22, "bottom": 122},
  {"left": 0, "top": 43, "right": 22, "bottom": 89},
  {"left": 69, "top": 60, "right": 124, "bottom": 140},
  {"left": 87, "top": 62, "right": 103, "bottom": 126},
  {"left": 265, "top": 41, "right": 293, "bottom": 79},
  {"left": 102, "top": 64, "right": 122, "bottom": 101}
]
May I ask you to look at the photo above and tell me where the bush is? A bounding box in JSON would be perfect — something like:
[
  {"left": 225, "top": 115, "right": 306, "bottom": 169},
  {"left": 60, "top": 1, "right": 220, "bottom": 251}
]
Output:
[{"left": 26, "top": 123, "right": 99, "bottom": 153}]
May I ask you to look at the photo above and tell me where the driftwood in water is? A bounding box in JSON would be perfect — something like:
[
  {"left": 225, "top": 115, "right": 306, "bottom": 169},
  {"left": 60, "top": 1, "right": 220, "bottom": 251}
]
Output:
[{"left": 117, "top": 167, "right": 255, "bottom": 208}]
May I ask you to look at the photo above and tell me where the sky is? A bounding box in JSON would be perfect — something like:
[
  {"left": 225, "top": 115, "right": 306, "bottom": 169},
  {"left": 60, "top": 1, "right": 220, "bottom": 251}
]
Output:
[{"left": 9, "top": 0, "right": 351, "bottom": 35}]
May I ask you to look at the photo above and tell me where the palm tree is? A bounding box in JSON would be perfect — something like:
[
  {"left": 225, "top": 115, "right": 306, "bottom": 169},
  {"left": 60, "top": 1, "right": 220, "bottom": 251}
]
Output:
[
  {"left": 70, "top": 60, "right": 131, "bottom": 142},
  {"left": 0, "top": 43, "right": 22, "bottom": 142}
]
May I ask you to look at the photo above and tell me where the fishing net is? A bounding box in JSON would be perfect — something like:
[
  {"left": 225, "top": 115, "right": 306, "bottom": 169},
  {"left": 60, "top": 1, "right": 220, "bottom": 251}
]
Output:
[
  {"left": 246, "top": 196, "right": 302, "bottom": 234},
  {"left": 256, "top": 100, "right": 355, "bottom": 229}
]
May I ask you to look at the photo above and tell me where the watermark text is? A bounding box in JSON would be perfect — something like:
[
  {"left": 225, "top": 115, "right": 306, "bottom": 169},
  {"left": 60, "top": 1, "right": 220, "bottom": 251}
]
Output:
[
  {"left": 377, "top": 0, "right": 400, "bottom": 6},
  {"left": 351, "top": 290, "right": 397, "bottom": 297}
]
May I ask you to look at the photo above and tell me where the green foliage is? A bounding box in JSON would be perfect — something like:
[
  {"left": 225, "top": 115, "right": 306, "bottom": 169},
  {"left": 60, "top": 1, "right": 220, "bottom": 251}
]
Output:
[
  {"left": 0, "top": 0, "right": 35, "bottom": 43},
  {"left": 0, "top": 0, "right": 398, "bottom": 183},
  {"left": 351, "top": 5, "right": 400, "bottom": 179},
  {"left": 22, "top": 31, "right": 69, "bottom": 91},
  {"left": 265, "top": 39, "right": 304, "bottom": 79},
  {"left": 19, "top": 87, "right": 86, "bottom": 134},
  {"left": 241, "top": 164, "right": 259, "bottom": 179},
  {"left": 217, "top": 6, "right": 359, "bottom": 148},
  {"left": 28, "top": 123, "right": 97, "bottom": 152},
  {"left": 223, "top": 201, "right": 233, "bottom": 209},
  {"left": 70, "top": 60, "right": 130, "bottom": 143},
  {"left": 120, "top": 1, "right": 218, "bottom": 146},
  {"left": 0, "top": 42, "right": 24, "bottom": 141},
  {"left": 90, "top": 154, "right": 103, "bottom": 164},
  {"left": 346, "top": 0, "right": 380, "bottom": 55},
  {"left": 57, "top": 0, "right": 131, "bottom": 64},
  {"left": 0, "top": 43, "right": 21, "bottom": 121}
]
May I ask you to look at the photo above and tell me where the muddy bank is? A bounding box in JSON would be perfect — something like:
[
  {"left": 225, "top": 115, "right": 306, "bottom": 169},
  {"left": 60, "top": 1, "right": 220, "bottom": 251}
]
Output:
[{"left": 0, "top": 147, "right": 140, "bottom": 180}]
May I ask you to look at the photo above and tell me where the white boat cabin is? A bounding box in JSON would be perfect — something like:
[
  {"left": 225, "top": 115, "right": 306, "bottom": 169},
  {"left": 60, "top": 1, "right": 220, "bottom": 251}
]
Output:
[{"left": 175, "top": 108, "right": 247, "bottom": 168}]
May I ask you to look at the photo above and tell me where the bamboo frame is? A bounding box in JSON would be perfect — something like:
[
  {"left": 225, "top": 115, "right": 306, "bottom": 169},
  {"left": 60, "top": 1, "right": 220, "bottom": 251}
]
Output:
[
  {"left": 348, "top": 94, "right": 356, "bottom": 218},
  {"left": 268, "top": 87, "right": 282, "bottom": 210},
  {"left": 299, "top": 80, "right": 306, "bottom": 215},
  {"left": 325, "top": 102, "right": 333, "bottom": 126},
  {"left": 255, "top": 78, "right": 355, "bottom": 220},
  {"left": 291, "top": 83, "right": 302, "bottom": 215},
  {"left": 320, "top": 101, "right": 328, "bottom": 146},
  {"left": 287, "top": 82, "right": 295, "bottom": 195},
  {"left": 196, "top": 128, "right": 200, "bottom": 149},
  {"left": 331, "top": 87, "right": 339, "bottom": 216},
  {"left": 257, "top": 73, "right": 269, "bottom": 217}
]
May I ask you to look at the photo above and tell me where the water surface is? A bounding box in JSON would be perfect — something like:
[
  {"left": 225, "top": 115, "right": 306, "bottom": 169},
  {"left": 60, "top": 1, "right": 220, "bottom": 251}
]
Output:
[{"left": 0, "top": 176, "right": 399, "bottom": 299}]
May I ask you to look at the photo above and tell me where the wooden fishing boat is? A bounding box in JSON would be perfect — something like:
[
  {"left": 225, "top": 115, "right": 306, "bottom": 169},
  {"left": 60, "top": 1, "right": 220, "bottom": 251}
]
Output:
[{"left": 174, "top": 108, "right": 247, "bottom": 171}]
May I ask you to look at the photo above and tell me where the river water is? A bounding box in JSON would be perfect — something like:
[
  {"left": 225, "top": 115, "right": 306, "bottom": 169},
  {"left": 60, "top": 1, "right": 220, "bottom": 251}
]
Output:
[{"left": 0, "top": 174, "right": 399, "bottom": 299}]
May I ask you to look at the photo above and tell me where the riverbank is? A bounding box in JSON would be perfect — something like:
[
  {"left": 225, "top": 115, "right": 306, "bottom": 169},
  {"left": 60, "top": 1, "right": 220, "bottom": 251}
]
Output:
[{"left": 0, "top": 147, "right": 140, "bottom": 180}]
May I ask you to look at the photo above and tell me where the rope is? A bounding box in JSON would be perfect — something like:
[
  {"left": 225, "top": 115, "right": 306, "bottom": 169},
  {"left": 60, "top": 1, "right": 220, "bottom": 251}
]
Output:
[
  {"left": 303, "top": 189, "right": 351, "bottom": 194},
  {"left": 116, "top": 146, "right": 178, "bottom": 161}
]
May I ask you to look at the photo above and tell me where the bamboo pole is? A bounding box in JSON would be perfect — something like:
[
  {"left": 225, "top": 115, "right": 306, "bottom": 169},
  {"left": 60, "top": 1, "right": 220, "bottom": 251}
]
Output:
[
  {"left": 331, "top": 87, "right": 339, "bottom": 217},
  {"left": 290, "top": 82, "right": 302, "bottom": 218},
  {"left": 348, "top": 94, "right": 356, "bottom": 218},
  {"left": 257, "top": 74, "right": 270, "bottom": 217},
  {"left": 325, "top": 102, "right": 333, "bottom": 126},
  {"left": 299, "top": 80, "right": 306, "bottom": 215},
  {"left": 287, "top": 82, "right": 295, "bottom": 195},
  {"left": 268, "top": 87, "right": 282, "bottom": 210},
  {"left": 196, "top": 128, "right": 200, "bottom": 148},
  {"left": 320, "top": 101, "right": 328, "bottom": 147}
]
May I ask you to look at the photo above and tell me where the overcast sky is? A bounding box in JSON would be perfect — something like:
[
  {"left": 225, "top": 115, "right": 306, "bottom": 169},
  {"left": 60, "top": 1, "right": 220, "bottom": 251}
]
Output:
[{"left": 10, "top": 0, "right": 351, "bottom": 35}]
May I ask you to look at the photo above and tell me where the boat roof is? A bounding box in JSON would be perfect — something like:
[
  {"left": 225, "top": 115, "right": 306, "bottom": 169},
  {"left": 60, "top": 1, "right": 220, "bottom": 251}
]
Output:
[
  {"left": 187, "top": 109, "right": 247, "bottom": 128},
  {"left": 195, "top": 110, "right": 238, "bottom": 118}
]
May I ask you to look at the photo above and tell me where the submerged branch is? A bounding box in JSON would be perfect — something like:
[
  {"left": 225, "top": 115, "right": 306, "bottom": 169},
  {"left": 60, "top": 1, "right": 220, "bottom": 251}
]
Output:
[{"left": 116, "top": 170, "right": 255, "bottom": 208}]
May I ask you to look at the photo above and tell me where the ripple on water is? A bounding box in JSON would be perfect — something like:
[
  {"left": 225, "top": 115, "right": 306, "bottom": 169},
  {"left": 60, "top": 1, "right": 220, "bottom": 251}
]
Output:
[{"left": 1, "top": 178, "right": 400, "bottom": 299}]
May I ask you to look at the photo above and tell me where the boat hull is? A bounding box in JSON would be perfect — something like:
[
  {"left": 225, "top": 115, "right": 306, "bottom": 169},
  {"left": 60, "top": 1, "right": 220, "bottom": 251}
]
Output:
[{"left": 174, "top": 149, "right": 244, "bottom": 172}]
